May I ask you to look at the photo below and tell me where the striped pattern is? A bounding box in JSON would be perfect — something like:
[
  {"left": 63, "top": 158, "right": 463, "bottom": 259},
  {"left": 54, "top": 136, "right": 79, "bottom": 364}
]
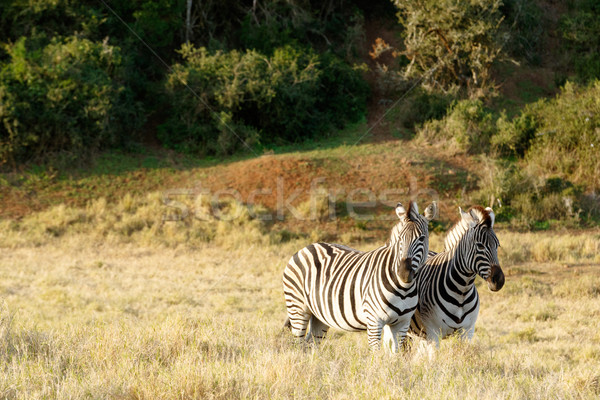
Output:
[
  {"left": 282, "top": 201, "right": 437, "bottom": 352},
  {"left": 410, "top": 206, "right": 505, "bottom": 344}
]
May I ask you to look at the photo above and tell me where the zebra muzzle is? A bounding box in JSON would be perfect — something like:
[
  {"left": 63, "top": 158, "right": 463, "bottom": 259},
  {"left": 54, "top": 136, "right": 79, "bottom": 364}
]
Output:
[
  {"left": 486, "top": 264, "right": 505, "bottom": 291},
  {"left": 398, "top": 257, "right": 415, "bottom": 284}
]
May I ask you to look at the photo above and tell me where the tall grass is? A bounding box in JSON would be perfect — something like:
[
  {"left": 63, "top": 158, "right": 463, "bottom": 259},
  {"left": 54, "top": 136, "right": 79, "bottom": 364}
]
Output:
[
  {"left": 0, "top": 192, "right": 270, "bottom": 249},
  {"left": 0, "top": 203, "right": 599, "bottom": 398}
]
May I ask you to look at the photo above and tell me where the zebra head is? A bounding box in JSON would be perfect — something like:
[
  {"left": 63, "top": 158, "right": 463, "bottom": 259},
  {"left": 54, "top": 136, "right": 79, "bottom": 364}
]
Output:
[
  {"left": 390, "top": 201, "right": 437, "bottom": 284},
  {"left": 460, "top": 206, "right": 505, "bottom": 292}
]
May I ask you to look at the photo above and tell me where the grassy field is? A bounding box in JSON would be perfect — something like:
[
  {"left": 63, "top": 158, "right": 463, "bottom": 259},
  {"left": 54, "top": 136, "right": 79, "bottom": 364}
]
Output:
[{"left": 1, "top": 212, "right": 599, "bottom": 399}]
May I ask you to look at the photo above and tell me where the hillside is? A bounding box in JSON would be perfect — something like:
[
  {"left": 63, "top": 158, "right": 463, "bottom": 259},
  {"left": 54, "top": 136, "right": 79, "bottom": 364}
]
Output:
[{"left": 1, "top": 0, "right": 599, "bottom": 232}]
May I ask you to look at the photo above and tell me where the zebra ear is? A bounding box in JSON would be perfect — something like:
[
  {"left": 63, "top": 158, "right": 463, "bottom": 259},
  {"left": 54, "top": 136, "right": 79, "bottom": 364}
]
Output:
[
  {"left": 485, "top": 207, "right": 495, "bottom": 227},
  {"left": 424, "top": 201, "right": 438, "bottom": 221},
  {"left": 395, "top": 203, "right": 406, "bottom": 219},
  {"left": 460, "top": 207, "right": 477, "bottom": 228}
]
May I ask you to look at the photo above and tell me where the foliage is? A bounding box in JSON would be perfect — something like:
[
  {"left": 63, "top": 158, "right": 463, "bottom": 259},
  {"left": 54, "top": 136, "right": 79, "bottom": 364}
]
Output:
[
  {"left": 506, "top": 177, "right": 583, "bottom": 229},
  {"left": 492, "top": 110, "right": 539, "bottom": 157},
  {"left": 0, "top": 0, "right": 104, "bottom": 41},
  {"left": 474, "top": 156, "right": 593, "bottom": 228},
  {"left": 159, "top": 44, "right": 368, "bottom": 155},
  {"left": 392, "top": 0, "right": 506, "bottom": 97},
  {"left": 475, "top": 81, "right": 600, "bottom": 227},
  {"left": 499, "top": 0, "right": 543, "bottom": 65},
  {"left": 521, "top": 81, "right": 600, "bottom": 193},
  {"left": 0, "top": 35, "right": 142, "bottom": 166},
  {"left": 385, "top": 89, "right": 453, "bottom": 138},
  {"left": 237, "top": 0, "right": 366, "bottom": 57},
  {"left": 417, "top": 99, "right": 496, "bottom": 153},
  {"left": 559, "top": 0, "right": 600, "bottom": 82}
]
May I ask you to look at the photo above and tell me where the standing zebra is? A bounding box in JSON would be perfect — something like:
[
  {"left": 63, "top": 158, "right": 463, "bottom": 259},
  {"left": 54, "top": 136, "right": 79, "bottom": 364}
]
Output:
[
  {"left": 282, "top": 201, "right": 437, "bottom": 352},
  {"left": 410, "top": 206, "right": 505, "bottom": 344}
]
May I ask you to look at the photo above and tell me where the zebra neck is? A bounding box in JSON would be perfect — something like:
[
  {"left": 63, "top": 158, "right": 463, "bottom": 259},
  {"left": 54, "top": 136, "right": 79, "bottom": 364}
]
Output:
[{"left": 446, "top": 247, "right": 477, "bottom": 292}]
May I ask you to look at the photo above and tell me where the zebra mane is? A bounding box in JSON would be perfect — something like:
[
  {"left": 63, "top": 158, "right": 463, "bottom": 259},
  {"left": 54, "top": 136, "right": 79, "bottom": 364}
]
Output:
[
  {"left": 386, "top": 221, "right": 403, "bottom": 246},
  {"left": 443, "top": 215, "right": 472, "bottom": 251},
  {"left": 469, "top": 206, "right": 494, "bottom": 228},
  {"left": 406, "top": 201, "right": 418, "bottom": 221},
  {"left": 443, "top": 206, "right": 494, "bottom": 251}
]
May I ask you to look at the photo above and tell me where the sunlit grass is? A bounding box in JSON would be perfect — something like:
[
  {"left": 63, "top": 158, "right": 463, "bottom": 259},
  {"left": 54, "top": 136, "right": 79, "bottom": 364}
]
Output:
[{"left": 0, "top": 208, "right": 599, "bottom": 398}]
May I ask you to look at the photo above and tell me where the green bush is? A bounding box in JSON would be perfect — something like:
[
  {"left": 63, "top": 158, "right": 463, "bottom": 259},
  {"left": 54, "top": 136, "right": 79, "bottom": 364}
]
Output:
[
  {"left": 559, "top": 0, "right": 600, "bottom": 82},
  {"left": 0, "top": 36, "right": 142, "bottom": 166},
  {"left": 474, "top": 160, "right": 586, "bottom": 228},
  {"left": 159, "top": 44, "right": 368, "bottom": 155},
  {"left": 238, "top": 0, "right": 366, "bottom": 58},
  {"left": 417, "top": 99, "right": 496, "bottom": 153},
  {"left": 506, "top": 178, "right": 583, "bottom": 229},
  {"left": 478, "top": 81, "right": 600, "bottom": 227},
  {"left": 0, "top": 0, "right": 103, "bottom": 41},
  {"left": 385, "top": 89, "right": 452, "bottom": 138},
  {"left": 500, "top": 0, "right": 543, "bottom": 65},
  {"left": 522, "top": 81, "right": 600, "bottom": 193},
  {"left": 493, "top": 110, "right": 539, "bottom": 157},
  {"left": 392, "top": 0, "right": 506, "bottom": 96}
]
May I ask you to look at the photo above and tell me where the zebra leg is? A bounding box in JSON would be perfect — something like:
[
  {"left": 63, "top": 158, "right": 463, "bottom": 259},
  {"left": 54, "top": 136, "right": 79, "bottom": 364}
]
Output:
[
  {"left": 425, "top": 329, "right": 442, "bottom": 347},
  {"left": 306, "top": 315, "right": 330, "bottom": 344},
  {"left": 382, "top": 323, "right": 409, "bottom": 354},
  {"left": 287, "top": 309, "right": 311, "bottom": 339},
  {"left": 459, "top": 326, "right": 475, "bottom": 341},
  {"left": 283, "top": 293, "right": 312, "bottom": 339},
  {"left": 367, "top": 322, "right": 384, "bottom": 350}
]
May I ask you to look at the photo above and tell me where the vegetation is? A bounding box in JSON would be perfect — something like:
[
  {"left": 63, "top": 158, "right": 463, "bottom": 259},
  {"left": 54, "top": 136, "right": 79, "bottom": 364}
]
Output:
[
  {"left": 415, "top": 80, "right": 600, "bottom": 228},
  {"left": 392, "top": 0, "right": 505, "bottom": 97},
  {"left": 0, "top": 207, "right": 599, "bottom": 398},
  {"left": 0, "top": 0, "right": 598, "bottom": 230},
  {"left": 559, "top": 0, "right": 600, "bottom": 82},
  {"left": 1, "top": 2, "right": 599, "bottom": 398},
  {"left": 0, "top": 0, "right": 373, "bottom": 164},
  {"left": 160, "top": 44, "right": 367, "bottom": 154},
  {"left": 0, "top": 35, "right": 142, "bottom": 166}
]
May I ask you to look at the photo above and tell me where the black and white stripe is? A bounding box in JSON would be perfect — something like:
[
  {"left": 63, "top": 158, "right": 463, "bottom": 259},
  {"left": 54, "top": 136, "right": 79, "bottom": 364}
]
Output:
[
  {"left": 282, "top": 201, "right": 437, "bottom": 352},
  {"left": 410, "top": 206, "right": 505, "bottom": 344}
]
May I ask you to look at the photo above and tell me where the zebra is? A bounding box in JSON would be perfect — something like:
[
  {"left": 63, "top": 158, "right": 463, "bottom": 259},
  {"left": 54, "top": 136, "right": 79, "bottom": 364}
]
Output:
[
  {"left": 409, "top": 206, "right": 505, "bottom": 345},
  {"left": 282, "top": 201, "right": 437, "bottom": 352}
]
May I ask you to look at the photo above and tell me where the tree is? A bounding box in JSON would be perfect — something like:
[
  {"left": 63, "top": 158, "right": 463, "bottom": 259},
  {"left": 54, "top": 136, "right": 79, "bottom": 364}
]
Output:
[{"left": 392, "top": 0, "right": 505, "bottom": 97}]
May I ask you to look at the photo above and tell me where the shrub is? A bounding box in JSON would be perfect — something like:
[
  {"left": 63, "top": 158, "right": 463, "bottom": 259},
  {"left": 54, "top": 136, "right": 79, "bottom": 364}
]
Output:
[
  {"left": 417, "top": 99, "right": 496, "bottom": 153},
  {"left": 500, "top": 0, "right": 543, "bottom": 65},
  {"left": 392, "top": 0, "right": 506, "bottom": 96},
  {"left": 523, "top": 81, "right": 600, "bottom": 193},
  {"left": 559, "top": 0, "right": 600, "bottom": 82},
  {"left": 159, "top": 44, "right": 368, "bottom": 155},
  {"left": 0, "top": 36, "right": 142, "bottom": 167},
  {"left": 237, "top": 0, "right": 366, "bottom": 58},
  {"left": 493, "top": 110, "right": 539, "bottom": 157},
  {"left": 474, "top": 158, "right": 587, "bottom": 228},
  {"left": 0, "top": 0, "right": 103, "bottom": 41},
  {"left": 388, "top": 89, "right": 453, "bottom": 137},
  {"left": 482, "top": 80, "right": 600, "bottom": 227},
  {"left": 509, "top": 187, "right": 581, "bottom": 229}
]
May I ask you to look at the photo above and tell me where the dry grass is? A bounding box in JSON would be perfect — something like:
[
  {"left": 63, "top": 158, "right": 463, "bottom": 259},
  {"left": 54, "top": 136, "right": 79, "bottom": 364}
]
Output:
[{"left": 0, "top": 204, "right": 599, "bottom": 399}]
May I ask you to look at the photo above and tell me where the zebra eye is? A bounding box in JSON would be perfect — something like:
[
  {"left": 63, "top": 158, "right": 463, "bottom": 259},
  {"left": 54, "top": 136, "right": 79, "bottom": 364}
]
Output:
[{"left": 476, "top": 242, "right": 486, "bottom": 250}]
